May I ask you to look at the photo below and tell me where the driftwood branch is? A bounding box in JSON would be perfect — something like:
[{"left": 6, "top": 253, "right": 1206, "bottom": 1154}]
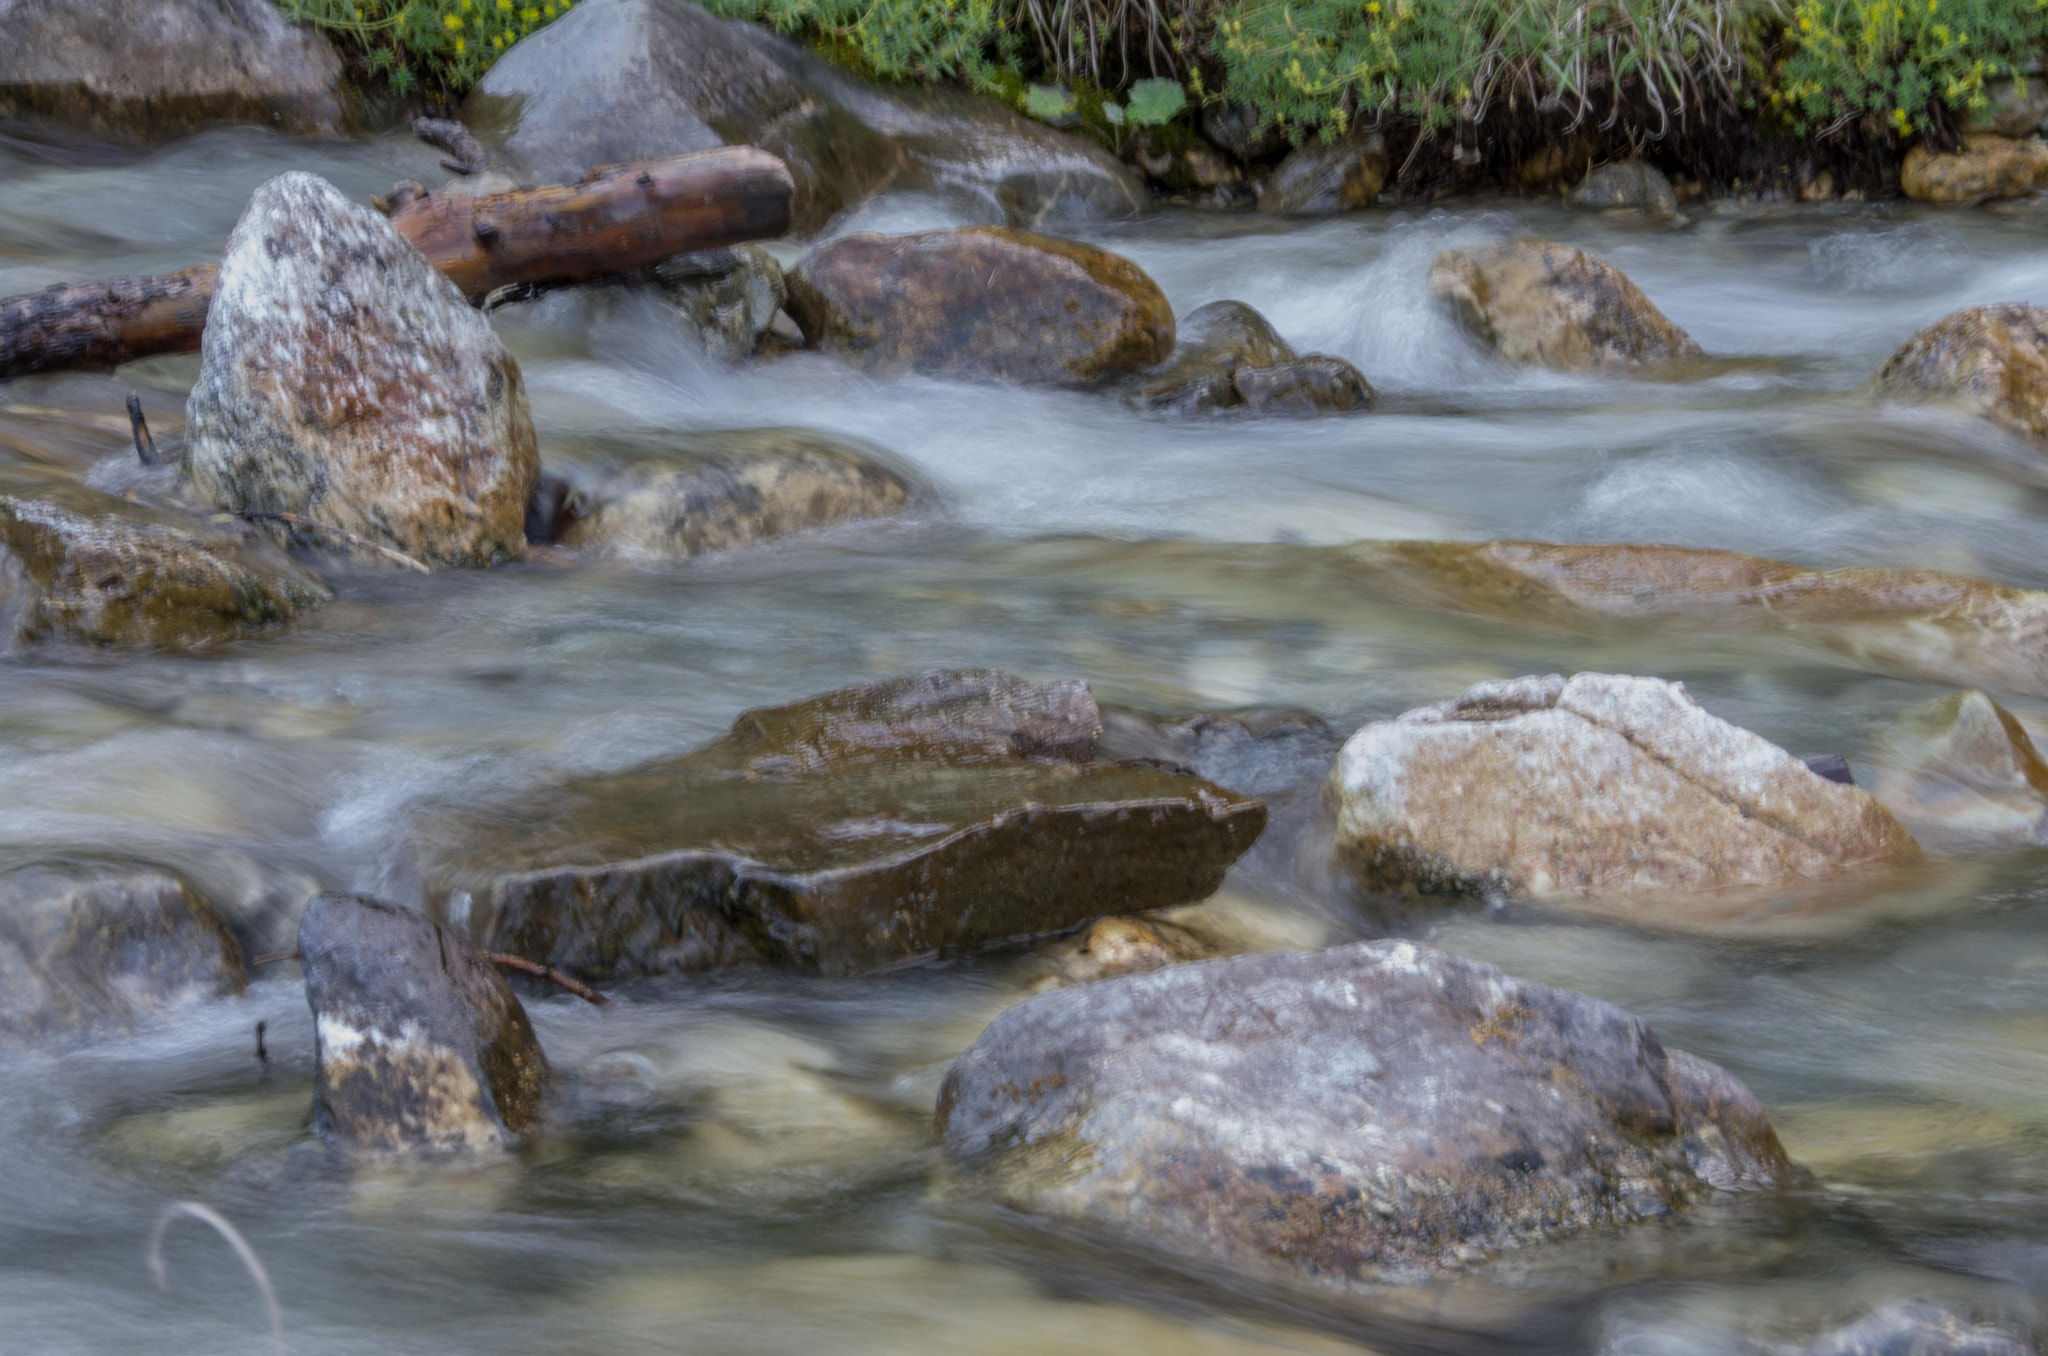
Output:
[
  {"left": 483, "top": 953, "right": 612, "bottom": 1007},
  {"left": 126, "top": 390, "right": 161, "bottom": 465},
  {"left": 0, "top": 147, "right": 794, "bottom": 381},
  {"left": 239, "top": 511, "right": 434, "bottom": 573}
]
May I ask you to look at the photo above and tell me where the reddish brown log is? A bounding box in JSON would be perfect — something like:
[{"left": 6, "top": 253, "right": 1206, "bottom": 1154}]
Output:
[{"left": 0, "top": 147, "right": 794, "bottom": 381}]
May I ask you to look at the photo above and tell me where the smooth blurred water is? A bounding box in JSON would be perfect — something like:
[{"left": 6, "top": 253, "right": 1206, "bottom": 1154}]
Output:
[{"left": 2, "top": 125, "right": 2046, "bottom": 1354}]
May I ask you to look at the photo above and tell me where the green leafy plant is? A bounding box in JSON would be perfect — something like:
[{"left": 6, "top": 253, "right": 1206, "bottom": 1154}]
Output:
[
  {"left": 1125, "top": 74, "right": 1190, "bottom": 123},
  {"left": 1024, "top": 82, "right": 1081, "bottom": 120},
  {"left": 1772, "top": 0, "right": 2048, "bottom": 134},
  {"left": 279, "top": 0, "right": 577, "bottom": 97}
]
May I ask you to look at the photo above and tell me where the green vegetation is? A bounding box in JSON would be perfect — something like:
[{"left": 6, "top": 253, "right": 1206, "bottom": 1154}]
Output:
[
  {"left": 1774, "top": 0, "right": 2048, "bottom": 134},
  {"left": 277, "top": 0, "right": 578, "bottom": 97}
]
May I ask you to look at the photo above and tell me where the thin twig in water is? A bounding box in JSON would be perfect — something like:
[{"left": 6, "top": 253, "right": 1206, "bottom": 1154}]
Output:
[
  {"left": 126, "top": 392, "right": 160, "bottom": 466},
  {"left": 148, "top": 1201, "right": 287, "bottom": 1356},
  {"left": 249, "top": 950, "right": 301, "bottom": 966},
  {"left": 485, "top": 953, "right": 612, "bottom": 1007},
  {"left": 240, "top": 512, "right": 432, "bottom": 573}
]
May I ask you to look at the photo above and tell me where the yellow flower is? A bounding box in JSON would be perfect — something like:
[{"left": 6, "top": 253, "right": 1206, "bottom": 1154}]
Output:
[
  {"left": 443, "top": 12, "right": 462, "bottom": 27},
  {"left": 455, "top": 35, "right": 466, "bottom": 50},
  {"left": 1366, "top": 2, "right": 1379, "bottom": 11},
  {"left": 1798, "top": 13, "right": 1811, "bottom": 28},
  {"left": 494, "top": 32, "right": 504, "bottom": 45},
  {"left": 499, "top": 0, "right": 511, "bottom": 9}
]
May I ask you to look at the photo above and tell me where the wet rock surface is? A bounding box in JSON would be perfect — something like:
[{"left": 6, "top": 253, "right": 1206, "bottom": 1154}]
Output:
[
  {"left": 0, "top": 464, "right": 330, "bottom": 649},
  {"left": 550, "top": 428, "right": 917, "bottom": 560},
  {"left": 787, "top": 228, "right": 1175, "bottom": 387},
  {"left": 184, "top": 172, "right": 540, "bottom": 569},
  {"left": 1256, "top": 130, "right": 1387, "bottom": 215},
  {"left": 464, "top": 0, "right": 1142, "bottom": 232},
  {"left": 413, "top": 670, "right": 1266, "bottom": 979},
  {"left": 938, "top": 938, "right": 1792, "bottom": 1287},
  {"left": 1872, "top": 303, "right": 2048, "bottom": 446},
  {"left": 0, "top": 860, "right": 244, "bottom": 1045},
  {"left": 1901, "top": 134, "right": 2048, "bottom": 203},
  {"left": 1429, "top": 238, "right": 1704, "bottom": 370},
  {"left": 300, "top": 891, "right": 548, "bottom": 1154},
  {"left": 652, "top": 245, "right": 788, "bottom": 362},
  {"left": 1329, "top": 672, "right": 1920, "bottom": 900},
  {"left": 1118, "top": 300, "right": 1374, "bottom": 414},
  {"left": 1868, "top": 690, "right": 2048, "bottom": 849},
  {"left": 1568, "top": 160, "right": 1678, "bottom": 215},
  {"left": 1791, "top": 1302, "right": 2041, "bottom": 1356},
  {"left": 0, "top": 0, "right": 345, "bottom": 142}
]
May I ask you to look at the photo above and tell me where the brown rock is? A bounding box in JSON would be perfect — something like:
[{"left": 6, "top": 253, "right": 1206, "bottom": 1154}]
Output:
[
  {"left": 1871, "top": 302, "right": 2048, "bottom": 444},
  {"left": 412, "top": 670, "right": 1266, "bottom": 979},
  {"left": 1233, "top": 354, "right": 1375, "bottom": 413},
  {"left": 1900, "top": 133, "right": 2048, "bottom": 203},
  {"left": 1119, "top": 300, "right": 1374, "bottom": 415},
  {"left": 786, "top": 227, "right": 1174, "bottom": 387},
  {"left": 1256, "top": 130, "right": 1387, "bottom": 215},
  {"left": 0, "top": 464, "right": 330, "bottom": 650},
  {"left": 1567, "top": 160, "right": 1678, "bottom": 215},
  {"left": 184, "top": 172, "right": 539, "bottom": 569},
  {"left": 940, "top": 939, "right": 1791, "bottom": 1288},
  {"left": 1428, "top": 238, "right": 1703, "bottom": 370},
  {"left": 1329, "top": 672, "right": 1920, "bottom": 900},
  {"left": 1868, "top": 690, "right": 2048, "bottom": 848}
]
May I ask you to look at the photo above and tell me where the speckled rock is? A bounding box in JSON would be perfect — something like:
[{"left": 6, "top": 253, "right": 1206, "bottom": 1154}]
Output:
[
  {"left": 1119, "top": 300, "right": 1374, "bottom": 415},
  {"left": 464, "top": 0, "right": 1142, "bottom": 233},
  {"left": 1872, "top": 303, "right": 2048, "bottom": 445},
  {"left": 184, "top": 172, "right": 540, "bottom": 569},
  {"left": 0, "top": 0, "right": 344, "bottom": 142},
  {"left": 1256, "top": 130, "right": 1387, "bottom": 215},
  {"left": 1234, "top": 354, "right": 1375, "bottom": 413},
  {"left": 1869, "top": 690, "right": 2048, "bottom": 849},
  {"left": 413, "top": 670, "right": 1266, "bottom": 979},
  {"left": 653, "top": 244, "right": 788, "bottom": 362},
  {"left": 1568, "top": 160, "right": 1678, "bottom": 214},
  {"left": 300, "top": 891, "right": 548, "bottom": 1154},
  {"left": 787, "top": 228, "right": 1174, "bottom": 387},
  {"left": 939, "top": 939, "right": 1791, "bottom": 1287},
  {"left": 1329, "top": 672, "right": 1920, "bottom": 900},
  {"left": 552, "top": 428, "right": 916, "bottom": 560},
  {"left": 1428, "top": 238, "right": 1703, "bottom": 370},
  {"left": 0, "top": 860, "right": 244, "bottom": 1045},
  {"left": 0, "top": 464, "right": 330, "bottom": 649},
  {"left": 1901, "top": 133, "right": 2048, "bottom": 203}
]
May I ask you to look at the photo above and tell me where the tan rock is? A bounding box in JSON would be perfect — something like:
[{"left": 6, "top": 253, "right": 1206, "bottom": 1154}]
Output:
[
  {"left": 1900, "top": 133, "right": 2048, "bottom": 203},
  {"left": 1868, "top": 690, "right": 2048, "bottom": 848},
  {"left": 786, "top": 227, "right": 1173, "bottom": 387},
  {"left": 1428, "top": 238, "right": 1703, "bottom": 370},
  {"left": 1871, "top": 302, "right": 2048, "bottom": 444},
  {"left": 1329, "top": 672, "right": 1920, "bottom": 900},
  {"left": 184, "top": 172, "right": 539, "bottom": 569}
]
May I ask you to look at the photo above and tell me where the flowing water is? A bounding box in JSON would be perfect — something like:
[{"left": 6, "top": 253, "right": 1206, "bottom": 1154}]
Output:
[{"left": 3, "top": 124, "right": 2047, "bottom": 1354}]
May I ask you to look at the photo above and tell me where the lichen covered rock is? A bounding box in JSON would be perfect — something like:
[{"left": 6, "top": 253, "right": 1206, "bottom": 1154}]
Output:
[
  {"left": 0, "top": 465, "right": 329, "bottom": 649},
  {"left": 184, "top": 172, "right": 540, "bottom": 569},
  {"left": 1429, "top": 238, "right": 1703, "bottom": 370},
  {"left": 1872, "top": 303, "right": 2048, "bottom": 445},
  {"left": 786, "top": 227, "right": 1174, "bottom": 387},
  {"left": 300, "top": 891, "right": 548, "bottom": 1154},
  {"left": 1329, "top": 672, "right": 1919, "bottom": 900},
  {"left": 939, "top": 939, "right": 1791, "bottom": 1287}
]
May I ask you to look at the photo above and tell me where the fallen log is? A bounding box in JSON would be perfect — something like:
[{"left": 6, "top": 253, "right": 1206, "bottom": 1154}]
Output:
[{"left": 0, "top": 146, "right": 794, "bottom": 382}]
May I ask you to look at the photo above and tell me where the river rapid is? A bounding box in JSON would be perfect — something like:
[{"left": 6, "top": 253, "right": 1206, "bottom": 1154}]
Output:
[{"left": 2, "top": 125, "right": 2046, "bottom": 1354}]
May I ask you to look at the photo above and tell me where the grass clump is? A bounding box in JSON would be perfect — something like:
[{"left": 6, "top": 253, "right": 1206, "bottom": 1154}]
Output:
[{"left": 279, "top": 0, "right": 579, "bottom": 99}]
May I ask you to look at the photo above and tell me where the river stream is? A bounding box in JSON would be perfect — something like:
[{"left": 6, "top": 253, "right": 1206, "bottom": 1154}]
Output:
[{"left": 2, "top": 125, "right": 2045, "bottom": 1354}]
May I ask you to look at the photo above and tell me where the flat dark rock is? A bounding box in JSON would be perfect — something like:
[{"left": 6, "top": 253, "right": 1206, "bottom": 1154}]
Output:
[{"left": 414, "top": 670, "right": 1267, "bottom": 979}]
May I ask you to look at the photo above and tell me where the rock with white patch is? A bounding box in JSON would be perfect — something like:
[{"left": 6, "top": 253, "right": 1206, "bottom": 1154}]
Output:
[
  {"left": 939, "top": 939, "right": 1791, "bottom": 1287},
  {"left": 299, "top": 891, "right": 548, "bottom": 1154},
  {"left": 183, "top": 172, "right": 540, "bottom": 568},
  {"left": 1329, "top": 672, "right": 1920, "bottom": 900}
]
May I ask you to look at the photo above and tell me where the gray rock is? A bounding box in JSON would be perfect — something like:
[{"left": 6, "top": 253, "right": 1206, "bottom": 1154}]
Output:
[
  {"left": 0, "top": 0, "right": 344, "bottom": 141},
  {"left": 552, "top": 427, "right": 916, "bottom": 560},
  {"left": 464, "top": 0, "right": 1142, "bottom": 232},
  {"left": 1121, "top": 300, "right": 1374, "bottom": 415},
  {"left": 0, "top": 860, "right": 244, "bottom": 1044},
  {"left": 1257, "top": 130, "right": 1387, "bottom": 215},
  {"left": 938, "top": 938, "right": 1791, "bottom": 1287},
  {"left": 1568, "top": 160, "right": 1678, "bottom": 215},
  {"left": 0, "top": 463, "right": 330, "bottom": 649},
  {"left": 1234, "top": 353, "right": 1375, "bottom": 413},
  {"left": 652, "top": 244, "right": 788, "bottom": 362},
  {"left": 184, "top": 172, "right": 540, "bottom": 569},
  {"left": 300, "top": 891, "right": 549, "bottom": 1154},
  {"left": 412, "top": 670, "right": 1267, "bottom": 979}
]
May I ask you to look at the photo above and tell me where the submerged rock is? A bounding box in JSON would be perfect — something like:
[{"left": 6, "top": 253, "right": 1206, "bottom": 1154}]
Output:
[
  {"left": 1256, "top": 130, "right": 1387, "bottom": 215},
  {"left": 414, "top": 670, "right": 1266, "bottom": 979},
  {"left": 1329, "top": 672, "right": 1919, "bottom": 900},
  {"left": 0, "top": 860, "right": 245, "bottom": 1045},
  {"left": 1119, "top": 300, "right": 1374, "bottom": 414},
  {"left": 1871, "top": 303, "right": 2048, "bottom": 446},
  {"left": 550, "top": 428, "right": 916, "bottom": 559},
  {"left": 1568, "top": 160, "right": 1678, "bottom": 215},
  {"left": 1795, "top": 1302, "right": 2040, "bottom": 1356},
  {"left": 184, "top": 172, "right": 540, "bottom": 569},
  {"left": 1869, "top": 690, "right": 2048, "bottom": 849},
  {"left": 1901, "top": 133, "right": 2048, "bottom": 203},
  {"left": 0, "top": 0, "right": 344, "bottom": 141},
  {"left": 787, "top": 228, "right": 1174, "bottom": 387},
  {"left": 1428, "top": 238, "right": 1703, "bottom": 370},
  {"left": 652, "top": 245, "right": 788, "bottom": 362},
  {"left": 0, "top": 465, "right": 330, "bottom": 649},
  {"left": 464, "top": 0, "right": 1141, "bottom": 232},
  {"left": 939, "top": 939, "right": 1791, "bottom": 1288},
  {"left": 300, "top": 891, "right": 548, "bottom": 1154}
]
